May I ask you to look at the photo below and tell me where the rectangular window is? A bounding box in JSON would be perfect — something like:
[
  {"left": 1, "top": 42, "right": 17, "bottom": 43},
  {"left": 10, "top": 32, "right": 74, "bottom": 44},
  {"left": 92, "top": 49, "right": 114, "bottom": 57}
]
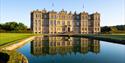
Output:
[
  {"left": 36, "top": 14, "right": 37, "bottom": 18},
  {"left": 67, "top": 21, "right": 70, "bottom": 25},
  {"left": 57, "top": 21, "right": 60, "bottom": 25},
  {"left": 62, "top": 21, "right": 65, "bottom": 25},
  {"left": 44, "top": 15, "right": 47, "bottom": 18},
  {"left": 54, "top": 20, "right": 56, "bottom": 25},
  {"left": 77, "top": 16, "right": 79, "bottom": 19},
  {"left": 82, "top": 28, "right": 84, "bottom": 30},
  {"left": 50, "top": 21, "right": 53, "bottom": 25},
  {"left": 76, "top": 22, "right": 79, "bottom": 26}
]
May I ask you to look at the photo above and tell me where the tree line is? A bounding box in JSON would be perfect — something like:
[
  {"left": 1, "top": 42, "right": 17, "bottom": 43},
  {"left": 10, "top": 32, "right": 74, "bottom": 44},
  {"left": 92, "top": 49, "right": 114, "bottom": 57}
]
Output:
[
  {"left": 0, "top": 22, "right": 31, "bottom": 33},
  {"left": 101, "top": 25, "right": 125, "bottom": 34}
]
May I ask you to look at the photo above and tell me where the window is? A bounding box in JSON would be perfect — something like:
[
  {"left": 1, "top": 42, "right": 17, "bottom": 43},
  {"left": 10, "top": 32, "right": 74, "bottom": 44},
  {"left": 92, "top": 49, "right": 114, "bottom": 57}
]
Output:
[
  {"left": 85, "top": 28, "right": 87, "bottom": 31},
  {"left": 69, "top": 16, "right": 71, "bottom": 19},
  {"left": 36, "top": 14, "right": 37, "bottom": 18},
  {"left": 77, "top": 16, "right": 79, "bottom": 19},
  {"left": 62, "top": 21, "right": 65, "bottom": 25},
  {"left": 54, "top": 15, "right": 56, "bottom": 19},
  {"left": 54, "top": 20, "right": 56, "bottom": 25},
  {"left": 98, "top": 23, "right": 100, "bottom": 26},
  {"left": 76, "top": 22, "right": 79, "bottom": 26},
  {"left": 86, "top": 16, "right": 87, "bottom": 19},
  {"left": 51, "top": 16, "right": 53, "bottom": 18},
  {"left": 57, "top": 21, "right": 60, "bottom": 25},
  {"left": 57, "top": 28, "right": 60, "bottom": 31},
  {"left": 50, "top": 21, "right": 53, "bottom": 25},
  {"left": 88, "top": 16, "right": 91, "bottom": 19},
  {"left": 44, "top": 15, "right": 47, "bottom": 18},
  {"left": 82, "top": 28, "right": 84, "bottom": 30},
  {"left": 67, "top": 21, "right": 70, "bottom": 25},
  {"left": 39, "top": 20, "right": 41, "bottom": 26}
]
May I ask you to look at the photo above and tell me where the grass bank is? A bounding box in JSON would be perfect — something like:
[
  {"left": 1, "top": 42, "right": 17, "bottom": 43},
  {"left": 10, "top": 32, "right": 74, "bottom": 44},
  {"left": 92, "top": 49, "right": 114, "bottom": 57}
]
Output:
[
  {"left": 90, "top": 34, "right": 125, "bottom": 44},
  {"left": 53, "top": 34, "right": 125, "bottom": 44},
  {"left": 0, "top": 33, "right": 34, "bottom": 46},
  {"left": 95, "top": 34, "right": 125, "bottom": 40}
]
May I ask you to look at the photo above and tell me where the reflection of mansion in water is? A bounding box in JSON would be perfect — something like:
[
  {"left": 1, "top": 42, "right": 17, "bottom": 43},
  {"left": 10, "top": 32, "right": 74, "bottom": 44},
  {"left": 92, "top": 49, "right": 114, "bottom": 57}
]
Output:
[
  {"left": 31, "top": 9, "right": 100, "bottom": 34},
  {"left": 31, "top": 36, "right": 100, "bottom": 56}
]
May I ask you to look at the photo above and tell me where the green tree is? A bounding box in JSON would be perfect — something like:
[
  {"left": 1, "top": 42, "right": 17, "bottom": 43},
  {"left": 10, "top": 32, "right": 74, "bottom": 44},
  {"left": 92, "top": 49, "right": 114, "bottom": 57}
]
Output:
[
  {"left": 0, "top": 22, "right": 28, "bottom": 32},
  {"left": 111, "top": 26, "right": 118, "bottom": 32},
  {"left": 101, "top": 26, "right": 111, "bottom": 33}
]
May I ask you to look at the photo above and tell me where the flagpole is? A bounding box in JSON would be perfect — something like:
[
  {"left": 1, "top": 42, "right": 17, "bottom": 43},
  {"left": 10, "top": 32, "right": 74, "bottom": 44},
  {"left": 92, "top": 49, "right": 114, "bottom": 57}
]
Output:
[
  {"left": 83, "top": 0, "right": 85, "bottom": 11},
  {"left": 52, "top": 2, "right": 54, "bottom": 10}
]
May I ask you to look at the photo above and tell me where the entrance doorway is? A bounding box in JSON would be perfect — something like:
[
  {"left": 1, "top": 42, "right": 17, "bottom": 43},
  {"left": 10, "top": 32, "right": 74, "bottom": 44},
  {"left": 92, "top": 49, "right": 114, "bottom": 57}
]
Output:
[{"left": 68, "top": 27, "right": 70, "bottom": 32}]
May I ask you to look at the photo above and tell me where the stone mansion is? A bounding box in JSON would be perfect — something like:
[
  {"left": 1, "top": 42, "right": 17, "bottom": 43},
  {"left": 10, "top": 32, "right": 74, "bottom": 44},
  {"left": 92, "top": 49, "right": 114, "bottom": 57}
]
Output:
[{"left": 31, "top": 9, "right": 100, "bottom": 34}]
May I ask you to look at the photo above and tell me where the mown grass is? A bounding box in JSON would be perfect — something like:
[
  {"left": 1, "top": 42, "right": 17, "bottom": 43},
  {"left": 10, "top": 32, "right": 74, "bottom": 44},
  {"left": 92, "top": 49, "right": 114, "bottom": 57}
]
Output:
[
  {"left": 70, "top": 34, "right": 125, "bottom": 41},
  {"left": 0, "top": 33, "right": 34, "bottom": 45},
  {"left": 98, "top": 34, "right": 125, "bottom": 40},
  {"left": 83, "top": 34, "right": 125, "bottom": 40}
]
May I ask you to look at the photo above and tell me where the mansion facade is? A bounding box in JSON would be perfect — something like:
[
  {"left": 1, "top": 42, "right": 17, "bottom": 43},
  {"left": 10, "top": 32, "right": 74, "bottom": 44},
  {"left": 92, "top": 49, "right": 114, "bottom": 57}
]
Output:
[{"left": 31, "top": 9, "right": 100, "bottom": 34}]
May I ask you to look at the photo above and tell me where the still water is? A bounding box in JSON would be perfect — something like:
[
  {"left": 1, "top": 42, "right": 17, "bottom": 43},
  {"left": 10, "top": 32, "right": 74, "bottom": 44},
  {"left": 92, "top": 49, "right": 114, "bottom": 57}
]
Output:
[{"left": 17, "top": 36, "right": 125, "bottom": 63}]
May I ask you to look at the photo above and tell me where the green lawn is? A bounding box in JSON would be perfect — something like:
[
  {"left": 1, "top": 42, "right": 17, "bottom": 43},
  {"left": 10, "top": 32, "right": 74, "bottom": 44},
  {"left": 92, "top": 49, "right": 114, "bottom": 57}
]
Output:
[
  {"left": 0, "top": 33, "right": 34, "bottom": 45},
  {"left": 77, "top": 34, "right": 125, "bottom": 40},
  {"left": 99, "top": 34, "right": 125, "bottom": 40}
]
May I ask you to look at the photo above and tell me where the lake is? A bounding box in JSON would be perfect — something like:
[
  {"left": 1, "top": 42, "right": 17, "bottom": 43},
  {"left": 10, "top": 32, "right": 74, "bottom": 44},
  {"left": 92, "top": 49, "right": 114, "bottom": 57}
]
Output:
[{"left": 17, "top": 36, "right": 125, "bottom": 63}]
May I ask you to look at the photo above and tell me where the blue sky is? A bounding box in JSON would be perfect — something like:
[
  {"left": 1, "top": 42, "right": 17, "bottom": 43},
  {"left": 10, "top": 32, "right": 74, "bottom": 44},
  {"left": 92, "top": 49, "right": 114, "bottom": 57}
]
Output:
[{"left": 0, "top": 0, "right": 125, "bottom": 27}]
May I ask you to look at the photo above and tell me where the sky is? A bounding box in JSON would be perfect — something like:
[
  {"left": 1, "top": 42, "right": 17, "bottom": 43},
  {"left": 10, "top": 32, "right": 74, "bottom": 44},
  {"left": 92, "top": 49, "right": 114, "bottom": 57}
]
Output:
[{"left": 0, "top": 0, "right": 125, "bottom": 27}]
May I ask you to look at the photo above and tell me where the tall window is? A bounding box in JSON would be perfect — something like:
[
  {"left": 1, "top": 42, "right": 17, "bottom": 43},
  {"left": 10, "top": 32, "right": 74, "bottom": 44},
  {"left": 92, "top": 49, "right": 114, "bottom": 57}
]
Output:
[
  {"left": 62, "top": 21, "right": 65, "bottom": 25},
  {"left": 54, "top": 15, "right": 56, "bottom": 19},
  {"left": 50, "top": 21, "right": 53, "bottom": 25},
  {"left": 67, "top": 21, "right": 70, "bottom": 25},
  {"left": 57, "top": 21, "right": 60, "bottom": 25},
  {"left": 76, "top": 22, "right": 79, "bottom": 26},
  {"left": 54, "top": 20, "right": 56, "bottom": 25},
  {"left": 77, "top": 16, "right": 79, "bottom": 19},
  {"left": 39, "top": 20, "right": 41, "bottom": 26},
  {"left": 44, "top": 15, "right": 47, "bottom": 18},
  {"left": 36, "top": 14, "right": 37, "bottom": 18}
]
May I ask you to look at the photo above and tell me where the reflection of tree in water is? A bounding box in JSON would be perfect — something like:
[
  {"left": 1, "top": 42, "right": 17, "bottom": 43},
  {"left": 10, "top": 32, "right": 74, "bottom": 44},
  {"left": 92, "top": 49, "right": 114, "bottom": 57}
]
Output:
[
  {"left": 0, "top": 52, "right": 9, "bottom": 63},
  {"left": 31, "top": 36, "right": 100, "bottom": 56},
  {"left": 0, "top": 51, "right": 28, "bottom": 63}
]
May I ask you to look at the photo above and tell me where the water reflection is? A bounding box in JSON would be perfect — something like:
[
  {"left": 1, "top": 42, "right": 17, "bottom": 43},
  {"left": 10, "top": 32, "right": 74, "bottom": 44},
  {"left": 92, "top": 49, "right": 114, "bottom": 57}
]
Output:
[
  {"left": 0, "top": 51, "right": 28, "bottom": 63},
  {"left": 0, "top": 52, "right": 9, "bottom": 63},
  {"left": 31, "top": 36, "right": 100, "bottom": 56}
]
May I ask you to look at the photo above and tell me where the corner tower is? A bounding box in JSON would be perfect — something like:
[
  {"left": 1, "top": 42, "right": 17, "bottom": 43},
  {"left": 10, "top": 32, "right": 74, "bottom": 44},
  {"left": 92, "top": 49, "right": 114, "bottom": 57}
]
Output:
[
  {"left": 89, "top": 12, "right": 100, "bottom": 34},
  {"left": 31, "top": 9, "right": 42, "bottom": 34},
  {"left": 80, "top": 11, "right": 89, "bottom": 34}
]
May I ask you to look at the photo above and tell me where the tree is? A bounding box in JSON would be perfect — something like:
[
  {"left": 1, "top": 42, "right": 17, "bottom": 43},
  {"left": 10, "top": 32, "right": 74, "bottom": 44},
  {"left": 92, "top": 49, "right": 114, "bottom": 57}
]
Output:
[
  {"left": 101, "top": 25, "right": 125, "bottom": 34},
  {"left": 116, "top": 25, "right": 125, "bottom": 31},
  {"left": 2, "top": 22, "right": 18, "bottom": 31},
  {"left": 110, "top": 26, "right": 118, "bottom": 32},
  {"left": 0, "top": 22, "right": 28, "bottom": 32},
  {"left": 101, "top": 26, "right": 111, "bottom": 33},
  {"left": 15, "top": 23, "right": 27, "bottom": 31}
]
